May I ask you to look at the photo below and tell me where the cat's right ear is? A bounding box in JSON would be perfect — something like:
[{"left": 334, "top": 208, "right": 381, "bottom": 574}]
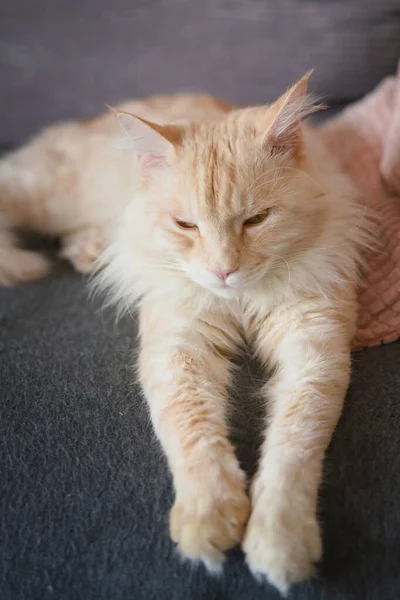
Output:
[{"left": 115, "top": 110, "right": 181, "bottom": 168}]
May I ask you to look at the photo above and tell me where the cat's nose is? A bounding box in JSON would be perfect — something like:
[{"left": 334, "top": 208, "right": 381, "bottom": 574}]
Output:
[{"left": 210, "top": 267, "right": 238, "bottom": 281}]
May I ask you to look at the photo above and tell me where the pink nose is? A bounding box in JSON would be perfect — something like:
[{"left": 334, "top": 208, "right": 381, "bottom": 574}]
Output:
[{"left": 210, "top": 267, "right": 238, "bottom": 281}]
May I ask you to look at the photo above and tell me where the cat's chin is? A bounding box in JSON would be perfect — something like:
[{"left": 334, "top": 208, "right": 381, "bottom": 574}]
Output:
[{"left": 208, "top": 286, "right": 241, "bottom": 299}]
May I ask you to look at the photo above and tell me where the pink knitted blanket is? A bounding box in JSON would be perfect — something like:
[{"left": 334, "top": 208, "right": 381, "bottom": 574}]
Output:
[{"left": 320, "top": 64, "right": 400, "bottom": 350}]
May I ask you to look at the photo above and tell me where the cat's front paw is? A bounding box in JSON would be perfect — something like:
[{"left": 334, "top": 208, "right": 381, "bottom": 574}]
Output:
[
  {"left": 243, "top": 489, "right": 322, "bottom": 594},
  {"left": 170, "top": 466, "right": 250, "bottom": 569}
]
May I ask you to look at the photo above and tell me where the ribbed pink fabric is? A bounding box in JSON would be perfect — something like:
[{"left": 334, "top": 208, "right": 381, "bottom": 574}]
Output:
[{"left": 320, "top": 64, "right": 400, "bottom": 350}]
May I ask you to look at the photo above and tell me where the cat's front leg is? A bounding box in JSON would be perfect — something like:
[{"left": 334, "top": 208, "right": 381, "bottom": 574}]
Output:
[
  {"left": 138, "top": 304, "right": 250, "bottom": 568},
  {"left": 243, "top": 298, "right": 355, "bottom": 593}
]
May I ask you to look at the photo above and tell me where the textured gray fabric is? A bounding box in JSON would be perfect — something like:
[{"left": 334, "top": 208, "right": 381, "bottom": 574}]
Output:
[
  {"left": 1, "top": 0, "right": 400, "bottom": 144},
  {"left": 2, "top": 268, "right": 400, "bottom": 600}
]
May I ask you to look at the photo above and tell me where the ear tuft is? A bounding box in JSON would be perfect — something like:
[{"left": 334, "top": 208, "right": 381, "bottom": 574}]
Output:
[{"left": 262, "top": 71, "right": 321, "bottom": 155}]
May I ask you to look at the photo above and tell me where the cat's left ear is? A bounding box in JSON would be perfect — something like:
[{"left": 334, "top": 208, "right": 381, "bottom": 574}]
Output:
[
  {"left": 262, "top": 71, "right": 315, "bottom": 156},
  {"left": 116, "top": 110, "right": 181, "bottom": 167}
]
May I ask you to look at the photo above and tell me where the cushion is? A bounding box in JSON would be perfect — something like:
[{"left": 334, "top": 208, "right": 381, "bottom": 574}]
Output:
[{"left": 1, "top": 0, "right": 400, "bottom": 144}]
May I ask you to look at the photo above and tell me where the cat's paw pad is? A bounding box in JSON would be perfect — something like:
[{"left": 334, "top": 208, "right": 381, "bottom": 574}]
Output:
[
  {"left": 243, "top": 499, "right": 321, "bottom": 594},
  {"left": 170, "top": 476, "right": 250, "bottom": 569}
]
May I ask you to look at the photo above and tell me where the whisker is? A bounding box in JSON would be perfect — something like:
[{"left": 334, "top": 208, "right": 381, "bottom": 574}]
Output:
[
  {"left": 267, "top": 253, "right": 292, "bottom": 294},
  {"left": 284, "top": 200, "right": 379, "bottom": 258},
  {"left": 279, "top": 166, "right": 324, "bottom": 192},
  {"left": 148, "top": 261, "right": 183, "bottom": 273},
  {"left": 249, "top": 176, "right": 293, "bottom": 196},
  {"left": 247, "top": 165, "right": 324, "bottom": 195},
  {"left": 124, "top": 299, "right": 137, "bottom": 322},
  {"left": 247, "top": 167, "right": 285, "bottom": 192}
]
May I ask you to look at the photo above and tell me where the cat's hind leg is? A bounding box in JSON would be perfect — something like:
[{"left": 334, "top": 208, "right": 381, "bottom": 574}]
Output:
[
  {"left": 0, "top": 228, "right": 51, "bottom": 286},
  {"left": 60, "top": 226, "right": 108, "bottom": 274},
  {"left": 0, "top": 146, "right": 53, "bottom": 285}
]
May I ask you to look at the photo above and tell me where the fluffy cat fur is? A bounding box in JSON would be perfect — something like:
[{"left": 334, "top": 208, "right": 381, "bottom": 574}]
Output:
[
  {"left": 0, "top": 75, "right": 369, "bottom": 593},
  {"left": 97, "top": 74, "right": 369, "bottom": 593},
  {"left": 0, "top": 93, "right": 232, "bottom": 284}
]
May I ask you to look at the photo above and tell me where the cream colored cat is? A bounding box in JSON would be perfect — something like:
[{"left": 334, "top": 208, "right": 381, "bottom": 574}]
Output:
[
  {"left": 0, "top": 93, "right": 232, "bottom": 284},
  {"left": 1, "top": 75, "right": 368, "bottom": 593},
  {"left": 97, "top": 74, "right": 369, "bottom": 593}
]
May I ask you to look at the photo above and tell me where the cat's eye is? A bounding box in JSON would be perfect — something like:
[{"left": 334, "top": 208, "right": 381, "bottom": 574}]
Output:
[
  {"left": 175, "top": 218, "right": 197, "bottom": 230},
  {"left": 244, "top": 209, "right": 270, "bottom": 227}
]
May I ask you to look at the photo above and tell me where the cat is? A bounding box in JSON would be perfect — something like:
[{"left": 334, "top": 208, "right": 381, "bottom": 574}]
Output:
[
  {"left": 1, "top": 74, "right": 369, "bottom": 592},
  {"left": 97, "top": 73, "right": 370, "bottom": 594},
  {"left": 0, "top": 93, "right": 233, "bottom": 285}
]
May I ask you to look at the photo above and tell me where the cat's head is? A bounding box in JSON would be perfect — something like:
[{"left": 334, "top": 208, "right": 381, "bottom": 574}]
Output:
[{"left": 113, "top": 74, "right": 336, "bottom": 301}]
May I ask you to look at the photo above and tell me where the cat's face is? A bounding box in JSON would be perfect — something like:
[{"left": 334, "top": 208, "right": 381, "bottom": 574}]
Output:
[
  {"left": 151, "top": 139, "right": 321, "bottom": 299},
  {"left": 118, "top": 74, "right": 324, "bottom": 299}
]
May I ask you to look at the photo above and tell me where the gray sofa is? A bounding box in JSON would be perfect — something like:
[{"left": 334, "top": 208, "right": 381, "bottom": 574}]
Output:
[{"left": 2, "top": 2, "right": 400, "bottom": 599}]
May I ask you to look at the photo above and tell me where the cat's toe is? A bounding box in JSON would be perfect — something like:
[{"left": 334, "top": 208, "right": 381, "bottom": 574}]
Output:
[
  {"left": 243, "top": 495, "right": 321, "bottom": 594},
  {"left": 170, "top": 482, "right": 250, "bottom": 569}
]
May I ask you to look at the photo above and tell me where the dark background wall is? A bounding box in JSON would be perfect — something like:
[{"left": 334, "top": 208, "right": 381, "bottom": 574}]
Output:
[{"left": 1, "top": 0, "right": 400, "bottom": 144}]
